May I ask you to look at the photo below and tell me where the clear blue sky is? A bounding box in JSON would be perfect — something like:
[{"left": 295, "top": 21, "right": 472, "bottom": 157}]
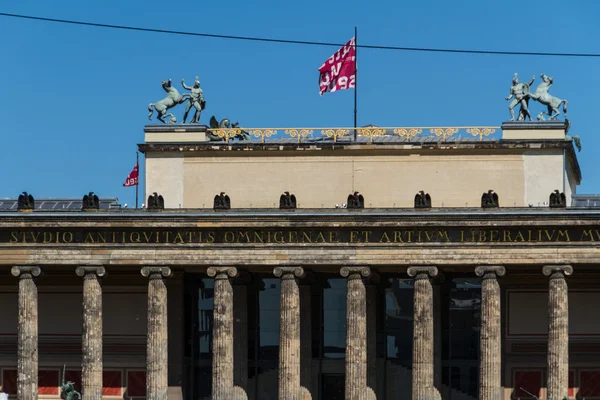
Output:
[{"left": 1, "top": 0, "right": 599, "bottom": 206}]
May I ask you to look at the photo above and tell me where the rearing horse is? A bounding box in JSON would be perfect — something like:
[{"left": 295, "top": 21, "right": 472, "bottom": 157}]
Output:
[
  {"left": 148, "top": 79, "right": 189, "bottom": 123},
  {"left": 530, "top": 74, "right": 568, "bottom": 120}
]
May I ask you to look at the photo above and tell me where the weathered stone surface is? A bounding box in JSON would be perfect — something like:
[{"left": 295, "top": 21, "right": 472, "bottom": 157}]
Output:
[
  {"left": 407, "top": 266, "right": 438, "bottom": 400},
  {"left": 7, "top": 244, "right": 599, "bottom": 269},
  {"left": 366, "top": 277, "right": 378, "bottom": 396},
  {"left": 207, "top": 267, "right": 238, "bottom": 400},
  {"left": 475, "top": 266, "right": 505, "bottom": 400},
  {"left": 11, "top": 266, "right": 40, "bottom": 400},
  {"left": 543, "top": 264, "right": 572, "bottom": 400},
  {"left": 76, "top": 266, "right": 106, "bottom": 400},
  {"left": 231, "top": 385, "right": 248, "bottom": 400},
  {"left": 273, "top": 266, "right": 304, "bottom": 400},
  {"left": 141, "top": 266, "right": 171, "bottom": 400},
  {"left": 233, "top": 283, "right": 248, "bottom": 392},
  {"left": 340, "top": 266, "right": 370, "bottom": 400},
  {"left": 299, "top": 283, "right": 312, "bottom": 395}
]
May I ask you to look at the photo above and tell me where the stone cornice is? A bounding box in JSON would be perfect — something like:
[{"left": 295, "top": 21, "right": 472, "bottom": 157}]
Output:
[
  {"left": 138, "top": 138, "right": 575, "bottom": 154},
  {"left": 2, "top": 207, "right": 600, "bottom": 225}
]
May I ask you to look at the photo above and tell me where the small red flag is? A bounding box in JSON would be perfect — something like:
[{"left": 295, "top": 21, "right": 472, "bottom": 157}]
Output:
[
  {"left": 318, "top": 37, "right": 356, "bottom": 95},
  {"left": 123, "top": 164, "right": 139, "bottom": 187}
]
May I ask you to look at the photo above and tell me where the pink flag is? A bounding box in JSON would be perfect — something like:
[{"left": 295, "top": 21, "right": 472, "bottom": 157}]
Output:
[
  {"left": 123, "top": 163, "right": 139, "bottom": 187},
  {"left": 318, "top": 37, "right": 356, "bottom": 95}
]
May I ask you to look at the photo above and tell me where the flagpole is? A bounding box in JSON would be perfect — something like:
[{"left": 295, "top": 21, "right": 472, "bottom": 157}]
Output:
[
  {"left": 135, "top": 151, "right": 139, "bottom": 209},
  {"left": 353, "top": 26, "right": 358, "bottom": 141}
]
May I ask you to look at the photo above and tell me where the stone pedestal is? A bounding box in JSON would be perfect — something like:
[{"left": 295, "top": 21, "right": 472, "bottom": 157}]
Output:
[
  {"left": 11, "top": 266, "right": 41, "bottom": 400},
  {"left": 543, "top": 265, "right": 572, "bottom": 400},
  {"left": 501, "top": 121, "right": 567, "bottom": 140},
  {"left": 475, "top": 266, "right": 505, "bottom": 400},
  {"left": 144, "top": 124, "right": 209, "bottom": 143},
  {"left": 141, "top": 266, "right": 171, "bottom": 400},
  {"left": 76, "top": 266, "right": 106, "bottom": 400},
  {"left": 340, "top": 266, "right": 371, "bottom": 400},
  {"left": 208, "top": 267, "right": 238, "bottom": 399},
  {"left": 273, "top": 267, "right": 304, "bottom": 400},
  {"left": 407, "top": 266, "right": 438, "bottom": 400}
]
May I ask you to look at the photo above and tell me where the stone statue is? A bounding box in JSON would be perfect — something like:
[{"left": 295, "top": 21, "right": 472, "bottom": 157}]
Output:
[
  {"left": 481, "top": 190, "right": 499, "bottom": 208},
  {"left": 207, "top": 116, "right": 250, "bottom": 141},
  {"left": 549, "top": 190, "right": 567, "bottom": 208},
  {"left": 17, "top": 192, "right": 34, "bottom": 210},
  {"left": 147, "top": 192, "right": 165, "bottom": 210},
  {"left": 529, "top": 73, "right": 568, "bottom": 120},
  {"left": 214, "top": 192, "right": 231, "bottom": 210},
  {"left": 60, "top": 365, "right": 81, "bottom": 400},
  {"left": 82, "top": 192, "right": 99, "bottom": 210},
  {"left": 279, "top": 192, "right": 297, "bottom": 209},
  {"left": 414, "top": 190, "right": 432, "bottom": 209},
  {"left": 148, "top": 79, "right": 189, "bottom": 123},
  {"left": 347, "top": 191, "right": 364, "bottom": 209},
  {"left": 506, "top": 73, "right": 535, "bottom": 121},
  {"left": 181, "top": 77, "right": 206, "bottom": 123}
]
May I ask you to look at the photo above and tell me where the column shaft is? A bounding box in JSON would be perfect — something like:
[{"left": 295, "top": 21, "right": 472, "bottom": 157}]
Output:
[
  {"left": 341, "top": 267, "right": 370, "bottom": 400},
  {"left": 233, "top": 284, "right": 248, "bottom": 391},
  {"left": 300, "top": 285, "right": 312, "bottom": 394},
  {"left": 77, "top": 266, "right": 106, "bottom": 400},
  {"left": 366, "top": 283, "right": 377, "bottom": 395},
  {"left": 12, "top": 266, "right": 40, "bottom": 400},
  {"left": 274, "top": 267, "right": 304, "bottom": 400},
  {"left": 475, "top": 266, "right": 505, "bottom": 400},
  {"left": 544, "top": 265, "right": 572, "bottom": 400},
  {"left": 141, "top": 267, "right": 171, "bottom": 400},
  {"left": 208, "top": 267, "right": 238, "bottom": 399},
  {"left": 408, "top": 266, "right": 438, "bottom": 400}
]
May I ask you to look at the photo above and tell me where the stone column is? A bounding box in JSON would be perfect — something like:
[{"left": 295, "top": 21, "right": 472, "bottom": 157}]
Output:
[
  {"left": 475, "top": 266, "right": 505, "bottom": 400},
  {"left": 340, "top": 266, "right": 371, "bottom": 400},
  {"left": 273, "top": 266, "right": 304, "bottom": 400},
  {"left": 543, "top": 265, "right": 573, "bottom": 400},
  {"left": 76, "top": 266, "right": 106, "bottom": 400},
  {"left": 207, "top": 267, "right": 238, "bottom": 399},
  {"left": 11, "top": 266, "right": 41, "bottom": 400},
  {"left": 141, "top": 266, "right": 171, "bottom": 400},
  {"left": 366, "top": 277, "right": 378, "bottom": 396},
  {"left": 233, "top": 282, "right": 248, "bottom": 392},
  {"left": 407, "top": 266, "right": 438, "bottom": 400},
  {"left": 299, "top": 283, "right": 312, "bottom": 394}
]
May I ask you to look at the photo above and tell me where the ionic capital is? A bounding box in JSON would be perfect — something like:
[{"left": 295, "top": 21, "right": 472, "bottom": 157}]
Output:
[
  {"left": 141, "top": 266, "right": 172, "bottom": 278},
  {"left": 76, "top": 266, "right": 106, "bottom": 277},
  {"left": 207, "top": 266, "right": 238, "bottom": 279},
  {"left": 542, "top": 264, "right": 573, "bottom": 277},
  {"left": 11, "top": 266, "right": 41, "bottom": 278},
  {"left": 475, "top": 266, "right": 506, "bottom": 279},
  {"left": 407, "top": 266, "right": 438, "bottom": 279},
  {"left": 340, "top": 266, "right": 371, "bottom": 279},
  {"left": 274, "top": 266, "right": 304, "bottom": 279}
]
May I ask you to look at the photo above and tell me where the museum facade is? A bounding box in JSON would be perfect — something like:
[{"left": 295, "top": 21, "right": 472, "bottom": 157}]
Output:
[{"left": 0, "top": 121, "right": 595, "bottom": 400}]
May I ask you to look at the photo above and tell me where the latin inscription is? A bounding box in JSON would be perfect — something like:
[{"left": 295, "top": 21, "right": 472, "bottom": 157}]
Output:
[{"left": 2, "top": 227, "right": 600, "bottom": 245}]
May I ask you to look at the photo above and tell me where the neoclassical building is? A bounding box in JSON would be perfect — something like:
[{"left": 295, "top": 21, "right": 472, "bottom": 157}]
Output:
[{"left": 0, "top": 121, "right": 595, "bottom": 400}]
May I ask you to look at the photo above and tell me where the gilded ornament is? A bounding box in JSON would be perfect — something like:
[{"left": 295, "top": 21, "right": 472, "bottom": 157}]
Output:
[
  {"left": 466, "top": 128, "right": 496, "bottom": 141},
  {"left": 429, "top": 128, "right": 458, "bottom": 141},
  {"left": 285, "top": 129, "right": 313, "bottom": 143},
  {"left": 250, "top": 129, "right": 277, "bottom": 143},
  {"left": 394, "top": 128, "right": 422, "bottom": 140},
  {"left": 322, "top": 129, "right": 349, "bottom": 142},
  {"left": 359, "top": 127, "right": 386, "bottom": 142}
]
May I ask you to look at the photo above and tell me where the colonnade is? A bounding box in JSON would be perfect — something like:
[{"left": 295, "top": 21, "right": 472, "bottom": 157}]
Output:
[{"left": 9, "top": 263, "right": 572, "bottom": 400}]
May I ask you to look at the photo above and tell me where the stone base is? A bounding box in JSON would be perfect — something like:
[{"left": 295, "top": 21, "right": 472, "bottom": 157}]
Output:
[
  {"left": 501, "top": 121, "right": 567, "bottom": 140},
  {"left": 145, "top": 124, "right": 209, "bottom": 143}
]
